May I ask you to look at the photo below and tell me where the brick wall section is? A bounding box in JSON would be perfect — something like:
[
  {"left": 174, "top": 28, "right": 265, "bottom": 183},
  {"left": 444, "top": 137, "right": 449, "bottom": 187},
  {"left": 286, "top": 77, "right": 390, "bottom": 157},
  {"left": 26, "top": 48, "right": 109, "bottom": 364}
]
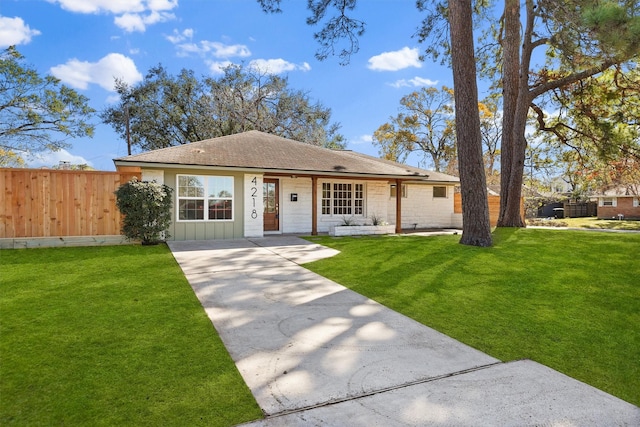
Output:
[{"left": 598, "top": 197, "right": 640, "bottom": 219}]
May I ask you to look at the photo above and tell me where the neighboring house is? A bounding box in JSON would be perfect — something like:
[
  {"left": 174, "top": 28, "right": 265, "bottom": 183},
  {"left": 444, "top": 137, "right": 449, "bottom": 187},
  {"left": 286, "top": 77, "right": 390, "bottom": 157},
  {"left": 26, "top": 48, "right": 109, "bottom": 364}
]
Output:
[
  {"left": 113, "top": 131, "right": 460, "bottom": 241},
  {"left": 594, "top": 185, "right": 640, "bottom": 220},
  {"left": 546, "top": 176, "right": 573, "bottom": 196}
]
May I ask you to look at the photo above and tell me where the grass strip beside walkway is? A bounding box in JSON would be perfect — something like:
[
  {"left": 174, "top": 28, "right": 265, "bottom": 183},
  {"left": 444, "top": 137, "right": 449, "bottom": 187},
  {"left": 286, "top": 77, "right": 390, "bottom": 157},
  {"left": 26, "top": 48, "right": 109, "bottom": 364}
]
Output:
[
  {"left": 304, "top": 228, "right": 640, "bottom": 407},
  {"left": 0, "top": 245, "right": 262, "bottom": 426}
]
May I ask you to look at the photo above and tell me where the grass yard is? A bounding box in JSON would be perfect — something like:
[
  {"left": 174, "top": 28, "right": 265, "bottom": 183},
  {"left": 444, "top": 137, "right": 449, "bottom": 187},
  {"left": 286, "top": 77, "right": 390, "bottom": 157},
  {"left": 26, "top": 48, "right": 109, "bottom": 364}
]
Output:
[
  {"left": 0, "top": 245, "right": 262, "bottom": 426},
  {"left": 304, "top": 228, "right": 640, "bottom": 406}
]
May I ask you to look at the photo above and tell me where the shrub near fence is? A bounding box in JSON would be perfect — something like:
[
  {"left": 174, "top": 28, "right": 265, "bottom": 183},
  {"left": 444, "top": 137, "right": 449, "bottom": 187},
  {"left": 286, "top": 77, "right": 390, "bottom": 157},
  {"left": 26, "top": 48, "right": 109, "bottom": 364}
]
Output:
[{"left": 1, "top": 168, "right": 141, "bottom": 240}]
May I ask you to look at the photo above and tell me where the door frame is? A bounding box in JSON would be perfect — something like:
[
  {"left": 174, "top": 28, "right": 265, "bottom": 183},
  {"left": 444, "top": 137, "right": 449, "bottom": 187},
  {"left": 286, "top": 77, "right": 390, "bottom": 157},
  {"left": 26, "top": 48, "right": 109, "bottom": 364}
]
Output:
[{"left": 263, "top": 178, "right": 280, "bottom": 232}]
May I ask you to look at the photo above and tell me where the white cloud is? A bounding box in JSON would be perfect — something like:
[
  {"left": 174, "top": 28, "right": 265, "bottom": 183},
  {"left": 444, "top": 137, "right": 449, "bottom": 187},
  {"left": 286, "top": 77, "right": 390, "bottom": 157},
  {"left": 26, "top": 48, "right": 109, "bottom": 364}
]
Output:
[
  {"left": 205, "top": 41, "right": 251, "bottom": 58},
  {"left": 27, "top": 149, "right": 93, "bottom": 168},
  {"left": 166, "top": 28, "right": 193, "bottom": 44},
  {"left": 48, "top": 0, "right": 177, "bottom": 32},
  {"left": 390, "top": 76, "right": 438, "bottom": 88},
  {"left": 167, "top": 30, "right": 309, "bottom": 76},
  {"left": 115, "top": 10, "right": 175, "bottom": 33},
  {"left": 368, "top": 47, "right": 422, "bottom": 72},
  {"left": 50, "top": 53, "right": 143, "bottom": 91},
  {"left": 0, "top": 16, "right": 41, "bottom": 47},
  {"left": 171, "top": 37, "right": 251, "bottom": 59},
  {"left": 207, "top": 60, "right": 233, "bottom": 74},
  {"left": 352, "top": 134, "right": 372, "bottom": 145},
  {"left": 114, "top": 13, "right": 146, "bottom": 32},
  {"left": 48, "top": 0, "right": 145, "bottom": 14},
  {"left": 248, "top": 59, "right": 311, "bottom": 74}
]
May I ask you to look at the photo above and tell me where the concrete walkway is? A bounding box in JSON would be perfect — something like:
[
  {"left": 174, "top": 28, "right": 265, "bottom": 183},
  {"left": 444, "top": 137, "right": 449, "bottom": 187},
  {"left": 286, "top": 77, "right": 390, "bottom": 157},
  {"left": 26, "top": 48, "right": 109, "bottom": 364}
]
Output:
[{"left": 168, "top": 236, "right": 639, "bottom": 426}]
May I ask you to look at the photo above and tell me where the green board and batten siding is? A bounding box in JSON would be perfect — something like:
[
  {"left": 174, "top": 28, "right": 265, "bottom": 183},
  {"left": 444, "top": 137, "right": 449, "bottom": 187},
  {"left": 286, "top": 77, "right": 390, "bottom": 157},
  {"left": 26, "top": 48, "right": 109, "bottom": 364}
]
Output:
[{"left": 162, "top": 169, "right": 246, "bottom": 241}]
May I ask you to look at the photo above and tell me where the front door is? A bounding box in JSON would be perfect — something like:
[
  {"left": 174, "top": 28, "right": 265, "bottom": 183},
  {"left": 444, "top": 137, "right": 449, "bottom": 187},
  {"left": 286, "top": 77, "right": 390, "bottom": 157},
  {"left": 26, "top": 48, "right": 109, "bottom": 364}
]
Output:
[{"left": 263, "top": 179, "right": 279, "bottom": 231}]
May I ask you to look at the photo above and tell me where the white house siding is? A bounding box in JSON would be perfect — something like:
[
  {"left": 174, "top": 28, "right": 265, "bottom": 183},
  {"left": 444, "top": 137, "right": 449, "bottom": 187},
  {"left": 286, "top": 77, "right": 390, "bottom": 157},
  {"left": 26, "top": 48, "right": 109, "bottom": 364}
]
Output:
[
  {"left": 280, "top": 177, "right": 313, "bottom": 233},
  {"left": 141, "top": 169, "right": 165, "bottom": 183},
  {"left": 316, "top": 179, "right": 390, "bottom": 233},
  {"left": 388, "top": 184, "right": 457, "bottom": 229},
  {"left": 244, "top": 173, "right": 264, "bottom": 238},
  {"left": 366, "top": 181, "right": 392, "bottom": 224}
]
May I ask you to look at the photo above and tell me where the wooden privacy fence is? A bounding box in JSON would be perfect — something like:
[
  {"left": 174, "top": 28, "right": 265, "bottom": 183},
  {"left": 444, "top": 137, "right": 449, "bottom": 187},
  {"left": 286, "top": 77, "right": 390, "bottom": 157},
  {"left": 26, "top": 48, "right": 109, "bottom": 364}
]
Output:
[
  {"left": 1, "top": 168, "right": 141, "bottom": 239},
  {"left": 454, "top": 193, "right": 524, "bottom": 227}
]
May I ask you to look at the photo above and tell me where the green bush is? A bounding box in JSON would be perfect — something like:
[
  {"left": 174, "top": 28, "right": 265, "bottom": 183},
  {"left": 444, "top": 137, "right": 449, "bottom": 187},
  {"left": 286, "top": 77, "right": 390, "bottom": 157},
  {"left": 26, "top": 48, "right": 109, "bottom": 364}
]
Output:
[{"left": 115, "top": 178, "right": 173, "bottom": 244}]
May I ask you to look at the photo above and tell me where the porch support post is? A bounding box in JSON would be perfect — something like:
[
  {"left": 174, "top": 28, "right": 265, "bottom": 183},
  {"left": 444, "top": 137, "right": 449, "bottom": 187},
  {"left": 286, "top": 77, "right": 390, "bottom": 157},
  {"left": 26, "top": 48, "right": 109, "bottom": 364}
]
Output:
[
  {"left": 395, "top": 179, "right": 402, "bottom": 234},
  {"left": 311, "top": 176, "right": 318, "bottom": 235}
]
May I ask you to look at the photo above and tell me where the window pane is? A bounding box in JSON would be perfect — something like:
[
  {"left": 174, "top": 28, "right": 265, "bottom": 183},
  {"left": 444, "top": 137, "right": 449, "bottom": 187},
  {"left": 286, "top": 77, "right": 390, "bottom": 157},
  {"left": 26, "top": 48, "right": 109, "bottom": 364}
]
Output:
[
  {"left": 208, "top": 176, "right": 233, "bottom": 198},
  {"left": 354, "top": 184, "right": 364, "bottom": 215},
  {"left": 208, "top": 199, "right": 232, "bottom": 220},
  {"left": 179, "top": 176, "right": 204, "bottom": 198},
  {"left": 333, "top": 183, "right": 352, "bottom": 215},
  {"left": 179, "top": 199, "right": 204, "bottom": 220},
  {"left": 322, "top": 183, "right": 331, "bottom": 214},
  {"left": 433, "top": 186, "right": 447, "bottom": 198},
  {"left": 263, "top": 182, "right": 277, "bottom": 213}
]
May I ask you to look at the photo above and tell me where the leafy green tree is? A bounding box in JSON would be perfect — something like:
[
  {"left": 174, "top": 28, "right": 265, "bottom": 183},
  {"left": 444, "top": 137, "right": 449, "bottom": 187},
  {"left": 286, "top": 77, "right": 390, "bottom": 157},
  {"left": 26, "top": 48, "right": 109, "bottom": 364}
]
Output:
[
  {"left": 533, "top": 67, "right": 640, "bottom": 164},
  {"left": 372, "top": 86, "right": 456, "bottom": 172},
  {"left": 373, "top": 87, "right": 502, "bottom": 181},
  {"left": 0, "top": 46, "right": 95, "bottom": 163},
  {"left": 102, "top": 64, "right": 344, "bottom": 151},
  {"left": 493, "top": 0, "right": 640, "bottom": 226},
  {"left": 115, "top": 178, "right": 173, "bottom": 245},
  {"left": 415, "top": 0, "right": 640, "bottom": 226}
]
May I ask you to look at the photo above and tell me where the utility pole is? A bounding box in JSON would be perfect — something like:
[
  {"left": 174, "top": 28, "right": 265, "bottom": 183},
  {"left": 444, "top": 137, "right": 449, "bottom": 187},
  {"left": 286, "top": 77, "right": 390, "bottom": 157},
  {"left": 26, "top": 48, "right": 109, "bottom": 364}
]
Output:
[{"left": 125, "top": 102, "right": 131, "bottom": 155}]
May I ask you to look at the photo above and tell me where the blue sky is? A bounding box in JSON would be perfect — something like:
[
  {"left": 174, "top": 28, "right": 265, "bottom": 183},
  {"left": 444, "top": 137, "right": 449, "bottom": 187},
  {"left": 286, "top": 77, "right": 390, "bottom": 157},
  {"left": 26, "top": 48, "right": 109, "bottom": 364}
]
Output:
[{"left": 1, "top": 0, "right": 457, "bottom": 171}]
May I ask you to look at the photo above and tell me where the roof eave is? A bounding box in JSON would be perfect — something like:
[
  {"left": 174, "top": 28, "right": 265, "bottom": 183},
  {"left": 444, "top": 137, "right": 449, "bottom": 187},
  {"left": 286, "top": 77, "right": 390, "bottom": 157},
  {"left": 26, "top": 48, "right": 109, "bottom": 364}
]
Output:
[{"left": 112, "top": 160, "right": 456, "bottom": 182}]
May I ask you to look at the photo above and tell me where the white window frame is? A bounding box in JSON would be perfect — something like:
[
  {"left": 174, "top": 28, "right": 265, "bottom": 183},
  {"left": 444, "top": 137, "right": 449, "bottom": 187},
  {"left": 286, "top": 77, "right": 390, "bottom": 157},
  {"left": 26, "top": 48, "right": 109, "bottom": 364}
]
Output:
[
  {"left": 321, "top": 181, "right": 366, "bottom": 217},
  {"left": 633, "top": 197, "right": 639, "bottom": 208},
  {"left": 599, "top": 197, "right": 617, "bottom": 207},
  {"left": 177, "top": 174, "right": 234, "bottom": 222},
  {"left": 433, "top": 186, "right": 448, "bottom": 198}
]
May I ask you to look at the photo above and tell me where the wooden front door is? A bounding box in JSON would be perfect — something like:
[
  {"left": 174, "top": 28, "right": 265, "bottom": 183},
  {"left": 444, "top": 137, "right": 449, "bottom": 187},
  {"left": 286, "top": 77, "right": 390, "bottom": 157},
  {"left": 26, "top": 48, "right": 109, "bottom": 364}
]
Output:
[{"left": 263, "top": 179, "right": 279, "bottom": 231}]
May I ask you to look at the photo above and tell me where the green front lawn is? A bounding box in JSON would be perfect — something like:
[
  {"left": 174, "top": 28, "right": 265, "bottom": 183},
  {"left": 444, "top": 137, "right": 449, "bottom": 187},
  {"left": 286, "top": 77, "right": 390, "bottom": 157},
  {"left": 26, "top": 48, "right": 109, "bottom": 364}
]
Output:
[
  {"left": 0, "top": 245, "right": 262, "bottom": 426},
  {"left": 304, "top": 228, "right": 640, "bottom": 406}
]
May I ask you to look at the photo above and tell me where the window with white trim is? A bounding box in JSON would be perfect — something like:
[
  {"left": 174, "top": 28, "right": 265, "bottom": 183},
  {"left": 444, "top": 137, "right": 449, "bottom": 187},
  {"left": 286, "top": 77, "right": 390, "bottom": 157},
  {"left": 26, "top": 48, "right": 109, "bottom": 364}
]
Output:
[
  {"left": 321, "top": 182, "right": 365, "bottom": 216},
  {"left": 634, "top": 197, "right": 639, "bottom": 208},
  {"left": 600, "top": 197, "right": 617, "bottom": 207},
  {"left": 177, "top": 175, "right": 234, "bottom": 221}
]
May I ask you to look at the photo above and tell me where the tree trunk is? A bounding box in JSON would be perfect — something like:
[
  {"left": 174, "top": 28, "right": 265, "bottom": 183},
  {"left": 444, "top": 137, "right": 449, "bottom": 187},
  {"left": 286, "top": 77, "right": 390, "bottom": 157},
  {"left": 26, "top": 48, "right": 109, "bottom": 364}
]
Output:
[
  {"left": 448, "top": 0, "right": 492, "bottom": 247},
  {"left": 497, "top": 0, "right": 524, "bottom": 227},
  {"left": 498, "top": 0, "right": 537, "bottom": 227}
]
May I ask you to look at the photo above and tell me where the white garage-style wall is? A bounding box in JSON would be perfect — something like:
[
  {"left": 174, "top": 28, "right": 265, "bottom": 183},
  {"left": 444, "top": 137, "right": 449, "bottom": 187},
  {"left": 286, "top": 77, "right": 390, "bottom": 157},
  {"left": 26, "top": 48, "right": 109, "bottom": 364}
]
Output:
[{"left": 388, "top": 183, "right": 457, "bottom": 229}]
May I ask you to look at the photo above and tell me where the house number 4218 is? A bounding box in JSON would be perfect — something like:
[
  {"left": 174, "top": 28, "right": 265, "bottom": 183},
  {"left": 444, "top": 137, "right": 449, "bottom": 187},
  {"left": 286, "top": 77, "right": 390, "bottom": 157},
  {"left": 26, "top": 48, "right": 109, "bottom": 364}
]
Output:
[{"left": 250, "top": 176, "right": 258, "bottom": 219}]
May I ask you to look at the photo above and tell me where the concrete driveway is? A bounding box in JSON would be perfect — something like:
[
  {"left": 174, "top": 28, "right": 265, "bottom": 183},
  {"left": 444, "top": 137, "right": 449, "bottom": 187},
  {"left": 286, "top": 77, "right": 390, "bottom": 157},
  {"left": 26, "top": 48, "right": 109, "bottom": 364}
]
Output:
[{"left": 168, "top": 236, "right": 640, "bottom": 426}]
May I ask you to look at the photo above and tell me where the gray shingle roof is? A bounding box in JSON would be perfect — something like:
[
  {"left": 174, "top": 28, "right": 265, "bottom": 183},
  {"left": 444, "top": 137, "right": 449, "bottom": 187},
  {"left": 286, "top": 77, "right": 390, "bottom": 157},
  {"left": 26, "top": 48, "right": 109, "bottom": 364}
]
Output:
[{"left": 114, "top": 130, "right": 459, "bottom": 182}]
